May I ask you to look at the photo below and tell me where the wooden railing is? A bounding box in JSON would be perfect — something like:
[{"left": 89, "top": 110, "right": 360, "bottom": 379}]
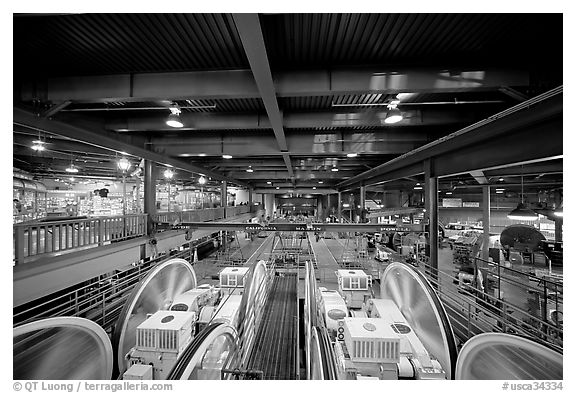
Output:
[
  {"left": 13, "top": 214, "right": 148, "bottom": 265},
  {"left": 13, "top": 205, "right": 262, "bottom": 265}
]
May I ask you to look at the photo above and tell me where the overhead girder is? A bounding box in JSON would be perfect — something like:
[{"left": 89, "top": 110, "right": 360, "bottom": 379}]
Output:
[
  {"left": 253, "top": 188, "right": 337, "bottom": 195},
  {"left": 337, "top": 87, "right": 563, "bottom": 191},
  {"left": 233, "top": 13, "right": 293, "bottom": 180},
  {"left": 13, "top": 107, "right": 249, "bottom": 187},
  {"left": 102, "top": 109, "right": 476, "bottom": 132},
  {"left": 469, "top": 170, "right": 489, "bottom": 185},
  {"left": 19, "top": 68, "right": 530, "bottom": 104},
  {"left": 218, "top": 171, "right": 353, "bottom": 180},
  {"left": 146, "top": 131, "right": 429, "bottom": 157},
  {"left": 13, "top": 133, "right": 130, "bottom": 158}
]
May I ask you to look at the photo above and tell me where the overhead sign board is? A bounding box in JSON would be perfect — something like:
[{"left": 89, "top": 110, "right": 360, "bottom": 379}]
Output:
[
  {"left": 172, "top": 222, "right": 425, "bottom": 233},
  {"left": 442, "top": 198, "right": 463, "bottom": 207}
]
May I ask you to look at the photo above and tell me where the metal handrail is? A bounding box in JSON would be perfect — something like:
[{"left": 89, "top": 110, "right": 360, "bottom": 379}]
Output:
[{"left": 413, "top": 259, "right": 563, "bottom": 349}]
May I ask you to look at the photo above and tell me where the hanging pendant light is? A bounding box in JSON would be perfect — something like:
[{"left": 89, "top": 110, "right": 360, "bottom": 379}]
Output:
[
  {"left": 507, "top": 173, "right": 538, "bottom": 221},
  {"left": 166, "top": 105, "right": 184, "bottom": 128},
  {"left": 117, "top": 157, "right": 131, "bottom": 172},
  {"left": 66, "top": 156, "right": 79, "bottom": 173},
  {"left": 384, "top": 107, "right": 403, "bottom": 124}
]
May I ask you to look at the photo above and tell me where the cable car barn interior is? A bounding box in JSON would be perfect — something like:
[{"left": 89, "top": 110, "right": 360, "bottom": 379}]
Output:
[{"left": 12, "top": 12, "right": 564, "bottom": 381}]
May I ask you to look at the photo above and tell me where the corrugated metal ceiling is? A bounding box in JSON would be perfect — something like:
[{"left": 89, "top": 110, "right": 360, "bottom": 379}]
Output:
[
  {"left": 14, "top": 13, "right": 249, "bottom": 77},
  {"left": 64, "top": 98, "right": 264, "bottom": 113},
  {"left": 279, "top": 91, "right": 510, "bottom": 111},
  {"left": 260, "top": 13, "right": 562, "bottom": 70}
]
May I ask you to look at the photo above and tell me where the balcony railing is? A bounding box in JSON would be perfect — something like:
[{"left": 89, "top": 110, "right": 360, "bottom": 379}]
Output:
[
  {"left": 13, "top": 214, "right": 148, "bottom": 265},
  {"left": 13, "top": 205, "right": 262, "bottom": 265}
]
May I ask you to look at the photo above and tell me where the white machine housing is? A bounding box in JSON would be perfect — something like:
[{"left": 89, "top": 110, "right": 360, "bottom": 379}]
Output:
[
  {"left": 336, "top": 270, "right": 372, "bottom": 309},
  {"left": 126, "top": 310, "right": 195, "bottom": 380},
  {"left": 318, "top": 288, "right": 348, "bottom": 337},
  {"left": 334, "top": 317, "right": 400, "bottom": 379},
  {"left": 169, "top": 284, "right": 219, "bottom": 313},
  {"left": 365, "top": 298, "right": 446, "bottom": 379},
  {"left": 211, "top": 294, "right": 243, "bottom": 326},
  {"left": 219, "top": 267, "right": 249, "bottom": 296}
]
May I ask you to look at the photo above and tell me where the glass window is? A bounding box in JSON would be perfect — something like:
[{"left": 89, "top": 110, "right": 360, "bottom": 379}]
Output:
[
  {"left": 350, "top": 277, "right": 360, "bottom": 289},
  {"left": 342, "top": 277, "right": 351, "bottom": 289}
]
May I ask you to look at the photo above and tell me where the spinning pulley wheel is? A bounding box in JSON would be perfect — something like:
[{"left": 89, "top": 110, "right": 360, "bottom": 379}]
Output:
[{"left": 112, "top": 258, "right": 197, "bottom": 375}]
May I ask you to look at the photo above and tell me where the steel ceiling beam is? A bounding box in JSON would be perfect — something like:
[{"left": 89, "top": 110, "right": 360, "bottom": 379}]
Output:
[
  {"left": 233, "top": 13, "right": 292, "bottom": 182},
  {"left": 19, "top": 68, "right": 529, "bottom": 103},
  {"left": 469, "top": 170, "right": 489, "bottom": 184},
  {"left": 13, "top": 107, "right": 249, "bottom": 187},
  {"left": 146, "top": 132, "right": 428, "bottom": 157},
  {"left": 252, "top": 188, "right": 337, "bottom": 195},
  {"left": 103, "top": 108, "right": 474, "bottom": 131},
  {"left": 337, "top": 87, "right": 563, "bottom": 191}
]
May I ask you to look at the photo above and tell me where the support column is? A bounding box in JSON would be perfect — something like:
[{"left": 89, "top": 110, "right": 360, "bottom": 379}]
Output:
[
  {"left": 360, "top": 185, "right": 366, "bottom": 223},
  {"left": 248, "top": 188, "right": 253, "bottom": 205},
  {"left": 554, "top": 191, "right": 563, "bottom": 242},
  {"left": 424, "top": 159, "right": 438, "bottom": 280},
  {"left": 264, "top": 193, "right": 274, "bottom": 219},
  {"left": 482, "top": 185, "right": 491, "bottom": 261},
  {"left": 337, "top": 192, "right": 342, "bottom": 223},
  {"left": 221, "top": 181, "right": 227, "bottom": 218},
  {"left": 316, "top": 196, "right": 323, "bottom": 221},
  {"left": 143, "top": 160, "right": 156, "bottom": 235}
]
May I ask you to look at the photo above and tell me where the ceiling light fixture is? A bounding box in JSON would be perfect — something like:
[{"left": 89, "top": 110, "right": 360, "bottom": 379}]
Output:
[
  {"left": 246, "top": 166, "right": 254, "bottom": 173},
  {"left": 507, "top": 172, "right": 538, "bottom": 221},
  {"left": 222, "top": 154, "right": 233, "bottom": 159},
  {"left": 266, "top": 181, "right": 272, "bottom": 185},
  {"left": 384, "top": 107, "right": 403, "bottom": 124},
  {"left": 66, "top": 164, "right": 79, "bottom": 173},
  {"left": 318, "top": 181, "right": 323, "bottom": 184},
  {"left": 166, "top": 106, "right": 184, "bottom": 128},
  {"left": 331, "top": 167, "right": 339, "bottom": 172},
  {"left": 117, "top": 157, "right": 131, "bottom": 172},
  {"left": 313, "top": 186, "right": 317, "bottom": 190},
  {"left": 446, "top": 191, "right": 453, "bottom": 195},
  {"left": 164, "top": 169, "right": 174, "bottom": 180},
  {"left": 276, "top": 186, "right": 280, "bottom": 190},
  {"left": 31, "top": 140, "right": 45, "bottom": 151},
  {"left": 499, "top": 177, "right": 504, "bottom": 181},
  {"left": 346, "top": 153, "right": 358, "bottom": 158},
  {"left": 198, "top": 175, "right": 206, "bottom": 185}
]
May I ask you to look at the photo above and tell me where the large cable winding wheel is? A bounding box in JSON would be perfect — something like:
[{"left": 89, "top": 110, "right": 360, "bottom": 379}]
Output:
[
  {"left": 167, "top": 323, "right": 239, "bottom": 380},
  {"left": 380, "top": 262, "right": 458, "bottom": 379},
  {"left": 455, "top": 333, "right": 562, "bottom": 380},
  {"left": 112, "top": 258, "right": 197, "bottom": 376},
  {"left": 13, "top": 317, "right": 113, "bottom": 380}
]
